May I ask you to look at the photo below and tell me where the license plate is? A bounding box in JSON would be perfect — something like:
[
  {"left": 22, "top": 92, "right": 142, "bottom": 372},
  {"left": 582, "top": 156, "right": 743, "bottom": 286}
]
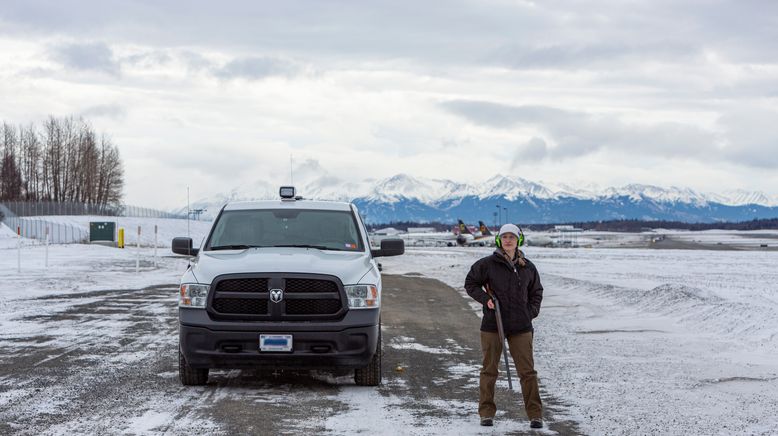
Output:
[{"left": 259, "top": 334, "right": 293, "bottom": 352}]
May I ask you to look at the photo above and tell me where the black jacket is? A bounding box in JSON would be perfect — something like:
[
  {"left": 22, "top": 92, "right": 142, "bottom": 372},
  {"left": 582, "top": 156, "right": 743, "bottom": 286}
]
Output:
[{"left": 464, "top": 249, "right": 543, "bottom": 336}]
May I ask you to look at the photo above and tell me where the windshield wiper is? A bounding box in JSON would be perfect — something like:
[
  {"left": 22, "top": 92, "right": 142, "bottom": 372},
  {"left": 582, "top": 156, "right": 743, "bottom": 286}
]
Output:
[
  {"left": 271, "top": 244, "right": 342, "bottom": 251},
  {"left": 209, "top": 244, "right": 257, "bottom": 250}
]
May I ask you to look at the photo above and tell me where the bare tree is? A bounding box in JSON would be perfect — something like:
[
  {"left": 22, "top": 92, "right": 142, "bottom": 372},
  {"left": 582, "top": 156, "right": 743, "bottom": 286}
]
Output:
[
  {"left": 1, "top": 116, "right": 125, "bottom": 207},
  {"left": 42, "top": 116, "right": 64, "bottom": 201},
  {"left": 98, "top": 134, "right": 124, "bottom": 207},
  {"left": 1, "top": 123, "right": 23, "bottom": 200},
  {"left": 19, "top": 123, "right": 42, "bottom": 200}
]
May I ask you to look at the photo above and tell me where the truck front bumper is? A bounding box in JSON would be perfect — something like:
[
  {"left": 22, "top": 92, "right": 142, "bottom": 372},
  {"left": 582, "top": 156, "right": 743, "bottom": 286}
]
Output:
[{"left": 179, "top": 308, "right": 379, "bottom": 369}]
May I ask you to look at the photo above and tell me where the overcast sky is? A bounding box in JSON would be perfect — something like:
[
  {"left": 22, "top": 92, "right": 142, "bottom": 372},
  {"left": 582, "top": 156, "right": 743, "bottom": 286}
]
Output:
[{"left": 2, "top": 0, "right": 777, "bottom": 208}]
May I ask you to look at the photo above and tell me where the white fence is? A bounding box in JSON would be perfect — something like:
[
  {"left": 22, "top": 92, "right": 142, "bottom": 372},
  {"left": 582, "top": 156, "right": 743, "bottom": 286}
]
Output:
[
  {"left": 2, "top": 216, "right": 89, "bottom": 245},
  {"left": 0, "top": 201, "right": 185, "bottom": 219}
]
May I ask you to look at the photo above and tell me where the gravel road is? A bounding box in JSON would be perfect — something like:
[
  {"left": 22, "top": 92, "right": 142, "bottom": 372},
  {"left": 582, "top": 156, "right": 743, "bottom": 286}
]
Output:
[{"left": 0, "top": 274, "right": 580, "bottom": 435}]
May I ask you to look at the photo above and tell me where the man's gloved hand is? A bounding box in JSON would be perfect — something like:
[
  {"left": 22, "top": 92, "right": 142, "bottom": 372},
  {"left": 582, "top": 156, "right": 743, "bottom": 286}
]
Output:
[{"left": 484, "top": 285, "right": 496, "bottom": 310}]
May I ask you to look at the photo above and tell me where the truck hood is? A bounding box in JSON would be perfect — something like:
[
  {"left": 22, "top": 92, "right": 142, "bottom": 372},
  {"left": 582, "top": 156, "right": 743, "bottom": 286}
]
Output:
[{"left": 190, "top": 247, "right": 375, "bottom": 285}]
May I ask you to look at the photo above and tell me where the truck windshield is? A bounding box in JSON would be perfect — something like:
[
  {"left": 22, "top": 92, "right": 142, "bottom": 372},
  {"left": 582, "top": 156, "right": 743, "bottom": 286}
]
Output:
[{"left": 207, "top": 209, "right": 364, "bottom": 252}]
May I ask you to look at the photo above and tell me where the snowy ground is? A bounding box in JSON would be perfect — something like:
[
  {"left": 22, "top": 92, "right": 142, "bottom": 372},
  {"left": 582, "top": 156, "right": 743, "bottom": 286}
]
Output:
[
  {"left": 2, "top": 220, "right": 777, "bottom": 435},
  {"left": 524, "top": 229, "right": 778, "bottom": 249},
  {"left": 381, "top": 245, "right": 778, "bottom": 435},
  {"left": 1, "top": 215, "right": 213, "bottom": 248}
]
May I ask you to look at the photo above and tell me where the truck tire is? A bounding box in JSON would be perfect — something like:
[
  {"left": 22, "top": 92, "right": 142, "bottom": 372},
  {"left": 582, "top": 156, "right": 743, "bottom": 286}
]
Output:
[
  {"left": 179, "top": 350, "right": 208, "bottom": 386},
  {"left": 354, "top": 327, "right": 382, "bottom": 386}
]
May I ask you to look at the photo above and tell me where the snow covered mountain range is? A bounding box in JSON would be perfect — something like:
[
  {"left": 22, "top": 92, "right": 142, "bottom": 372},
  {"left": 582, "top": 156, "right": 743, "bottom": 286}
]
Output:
[{"left": 184, "top": 174, "right": 778, "bottom": 224}]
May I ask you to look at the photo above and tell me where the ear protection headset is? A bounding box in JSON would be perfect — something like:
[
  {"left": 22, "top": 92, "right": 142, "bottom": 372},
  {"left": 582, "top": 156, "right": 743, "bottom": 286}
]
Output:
[{"left": 495, "top": 227, "right": 525, "bottom": 248}]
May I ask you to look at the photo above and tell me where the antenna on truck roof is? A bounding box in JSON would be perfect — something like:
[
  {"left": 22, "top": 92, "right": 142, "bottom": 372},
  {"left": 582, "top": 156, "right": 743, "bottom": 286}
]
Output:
[{"left": 290, "top": 154, "right": 294, "bottom": 185}]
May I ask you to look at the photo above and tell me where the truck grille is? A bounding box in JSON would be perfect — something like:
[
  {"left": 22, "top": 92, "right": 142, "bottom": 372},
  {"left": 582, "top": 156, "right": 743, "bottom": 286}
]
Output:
[
  {"left": 286, "top": 299, "right": 342, "bottom": 315},
  {"left": 209, "top": 274, "right": 345, "bottom": 320},
  {"left": 215, "top": 278, "right": 268, "bottom": 293},
  {"left": 213, "top": 298, "right": 268, "bottom": 315},
  {"left": 285, "top": 278, "right": 338, "bottom": 293}
]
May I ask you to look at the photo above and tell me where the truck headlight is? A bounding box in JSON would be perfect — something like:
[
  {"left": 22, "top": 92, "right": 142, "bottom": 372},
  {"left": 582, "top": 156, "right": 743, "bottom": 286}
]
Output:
[
  {"left": 179, "top": 283, "right": 210, "bottom": 308},
  {"left": 345, "top": 284, "right": 379, "bottom": 309}
]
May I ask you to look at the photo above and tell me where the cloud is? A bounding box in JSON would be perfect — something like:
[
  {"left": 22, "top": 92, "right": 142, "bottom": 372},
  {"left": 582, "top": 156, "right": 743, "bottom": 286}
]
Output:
[
  {"left": 48, "top": 41, "right": 119, "bottom": 75},
  {"left": 445, "top": 99, "right": 778, "bottom": 171},
  {"left": 179, "top": 50, "right": 214, "bottom": 72},
  {"left": 439, "top": 100, "right": 563, "bottom": 128},
  {"left": 441, "top": 99, "right": 716, "bottom": 162},
  {"left": 4, "top": 0, "right": 778, "bottom": 204},
  {"left": 122, "top": 50, "right": 172, "bottom": 67},
  {"left": 486, "top": 42, "right": 700, "bottom": 70},
  {"left": 512, "top": 137, "right": 549, "bottom": 165},
  {"left": 718, "top": 107, "right": 778, "bottom": 168},
  {"left": 80, "top": 104, "right": 126, "bottom": 120},
  {"left": 291, "top": 158, "right": 338, "bottom": 185},
  {"left": 151, "top": 144, "right": 258, "bottom": 177},
  {"left": 213, "top": 56, "right": 300, "bottom": 80}
]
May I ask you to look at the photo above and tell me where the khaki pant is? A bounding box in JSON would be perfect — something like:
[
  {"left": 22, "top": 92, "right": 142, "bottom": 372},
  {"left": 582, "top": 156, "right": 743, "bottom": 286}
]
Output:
[{"left": 479, "top": 330, "right": 542, "bottom": 420}]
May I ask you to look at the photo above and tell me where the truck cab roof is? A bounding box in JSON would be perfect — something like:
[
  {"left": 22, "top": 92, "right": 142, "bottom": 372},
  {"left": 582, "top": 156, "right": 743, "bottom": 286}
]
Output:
[{"left": 223, "top": 199, "right": 355, "bottom": 212}]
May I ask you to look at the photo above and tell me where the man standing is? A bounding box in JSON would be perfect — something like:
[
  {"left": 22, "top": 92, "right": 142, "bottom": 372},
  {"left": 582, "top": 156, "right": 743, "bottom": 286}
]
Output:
[{"left": 464, "top": 223, "right": 544, "bottom": 429}]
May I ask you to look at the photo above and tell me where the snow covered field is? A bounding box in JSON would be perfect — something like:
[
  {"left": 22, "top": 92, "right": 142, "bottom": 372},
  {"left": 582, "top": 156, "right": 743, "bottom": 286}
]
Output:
[
  {"left": 523, "top": 229, "right": 778, "bottom": 249},
  {"left": 381, "top": 246, "right": 778, "bottom": 435},
  {"left": 1, "top": 215, "right": 213, "bottom": 248},
  {"left": 2, "top": 219, "right": 777, "bottom": 434}
]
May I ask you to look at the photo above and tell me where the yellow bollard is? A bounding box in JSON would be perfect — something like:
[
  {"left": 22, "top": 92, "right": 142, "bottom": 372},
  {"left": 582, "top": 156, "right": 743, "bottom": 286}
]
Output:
[{"left": 118, "top": 227, "right": 125, "bottom": 248}]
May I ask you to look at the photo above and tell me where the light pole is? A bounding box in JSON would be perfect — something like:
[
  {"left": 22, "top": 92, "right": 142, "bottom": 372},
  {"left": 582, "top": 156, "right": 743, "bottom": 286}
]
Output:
[
  {"left": 496, "top": 203, "right": 501, "bottom": 226},
  {"left": 503, "top": 207, "right": 508, "bottom": 225}
]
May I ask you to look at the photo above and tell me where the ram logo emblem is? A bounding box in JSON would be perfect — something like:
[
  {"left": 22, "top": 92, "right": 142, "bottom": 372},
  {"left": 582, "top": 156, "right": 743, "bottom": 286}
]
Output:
[{"left": 269, "top": 288, "right": 283, "bottom": 303}]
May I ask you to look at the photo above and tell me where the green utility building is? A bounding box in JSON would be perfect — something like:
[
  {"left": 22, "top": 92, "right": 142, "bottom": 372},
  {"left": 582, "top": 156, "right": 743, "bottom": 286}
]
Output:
[{"left": 90, "top": 222, "right": 116, "bottom": 242}]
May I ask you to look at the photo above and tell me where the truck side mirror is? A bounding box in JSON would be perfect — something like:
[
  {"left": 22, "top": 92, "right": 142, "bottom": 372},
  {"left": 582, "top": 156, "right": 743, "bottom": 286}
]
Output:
[
  {"left": 371, "top": 238, "right": 404, "bottom": 257},
  {"left": 172, "top": 237, "right": 199, "bottom": 256}
]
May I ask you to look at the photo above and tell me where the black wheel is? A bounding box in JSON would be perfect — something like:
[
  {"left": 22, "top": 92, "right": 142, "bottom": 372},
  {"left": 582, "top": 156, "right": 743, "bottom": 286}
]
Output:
[
  {"left": 354, "top": 326, "right": 382, "bottom": 386},
  {"left": 179, "top": 350, "right": 208, "bottom": 386}
]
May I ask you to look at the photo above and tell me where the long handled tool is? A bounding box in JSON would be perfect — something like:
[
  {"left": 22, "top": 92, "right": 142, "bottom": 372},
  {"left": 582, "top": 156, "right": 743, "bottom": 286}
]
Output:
[{"left": 486, "top": 285, "right": 513, "bottom": 390}]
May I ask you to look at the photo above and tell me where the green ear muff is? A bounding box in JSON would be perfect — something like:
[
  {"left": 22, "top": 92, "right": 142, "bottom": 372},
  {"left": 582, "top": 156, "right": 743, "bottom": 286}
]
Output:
[{"left": 495, "top": 228, "right": 524, "bottom": 248}]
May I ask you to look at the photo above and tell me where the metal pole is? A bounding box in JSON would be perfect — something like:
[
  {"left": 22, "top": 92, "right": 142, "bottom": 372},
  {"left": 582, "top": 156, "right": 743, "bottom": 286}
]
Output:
[
  {"left": 494, "top": 296, "right": 513, "bottom": 390},
  {"left": 45, "top": 226, "right": 49, "bottom": 268},
  {"left": 17, "top": 226, "right": 21, "bottom": 273},
  {"left": 187, "top": 186, "right": 190, "bottom": 239},
  {"left": 136, "top": 225, "right": 141, "bottom": 273},
  {"left": 154, "top": 224, "right": 158, "bottom": 268},
  {"left": 486, "top": 285, "right": 513, "bottom": 390}
]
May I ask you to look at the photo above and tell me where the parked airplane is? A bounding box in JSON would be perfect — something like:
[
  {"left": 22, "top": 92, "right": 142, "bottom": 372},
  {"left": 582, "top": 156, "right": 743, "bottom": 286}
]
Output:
[
  {"left": 478, "top": 221, "right": 493, "bottom": 237},
  {"left": 374, "top": 220, "right": 512, "bottom": 247},
  {"left": 523, "top": 229, "right": 553, "bottom": 247},
  {"left": 456, "top": 219, "right": 494, "bottom": 246},
  {"left": 473, "top": 221, "right": 554, "bottom": 247},
  {"left": 402, "top": 230, "right": 459, "bottom": 246},
  {"left": 526, "top": 235, "right": 553, "bottom": 247}
]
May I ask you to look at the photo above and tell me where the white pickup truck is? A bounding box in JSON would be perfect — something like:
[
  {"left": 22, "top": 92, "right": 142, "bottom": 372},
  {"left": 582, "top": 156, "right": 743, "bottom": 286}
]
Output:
[{"left": 172, "top": 187, "right": 404, "bottom": 386}]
